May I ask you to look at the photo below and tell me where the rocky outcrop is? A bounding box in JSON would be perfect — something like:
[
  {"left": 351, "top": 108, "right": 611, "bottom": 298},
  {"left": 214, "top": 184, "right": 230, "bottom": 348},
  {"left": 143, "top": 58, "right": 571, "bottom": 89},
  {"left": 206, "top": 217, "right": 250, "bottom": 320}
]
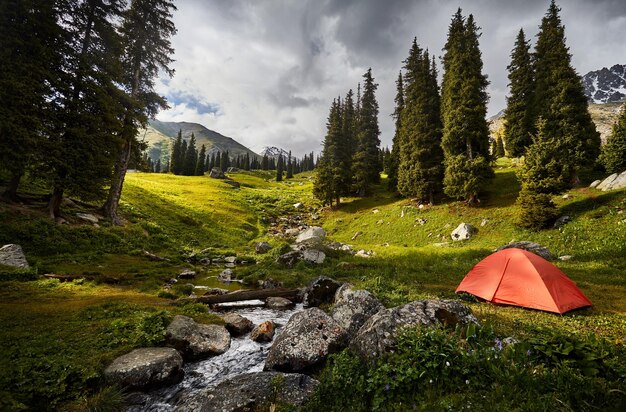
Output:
[
  {"left": 104, "top": 347, "right": 183, "bottom": 390},
  {"left": 350, "top": 300, "right": 478, "bottom": 361},
  {"left": 265, "top": 297, "right": 295, "bottom": 309},
  {"left": 165, "top": 315, "right": 231, "bottom": 360},
  {"left": 277, "top": 251, "right": 301, "bottom": 268},
  {"left": 0, "top": 244, "right": 29, "bottom": 269},
  {"left": 264, "top": 308, "right": 348, "bottom": 372},
  {"left": 596, "top": 170, "right": 626, "bottom": 191},
  {"left": 330, "top": 285, "right": 384, "bottom": 339},
  {"left": 302, "top": 248, "right": 325, "bottom": 264},
  {"left": 195, "top": 372, "right": 319, "bottom": 412},
  {"left": 303, "top": 276, "right": 343, "bottom": 307},
  {"left": 178, "top": 270, "right": 196, "bottom": 279},
  {"left": 209, "top": 168, "right": 225, "bottom": 179},
  {"left": 451, "top": 223, "right": 476, "bottom": 241},
  {"left": 250, "top": 320, "right": 275, "bottom": 342},
  {"left": 223, "top": 313, "right": 253, "bottom": 336},
  {"left": 255, "top": 242, "right": 272, "bottom": 254},
  {"left": 218, "top": 269, "right": 235, "bottom": 282},
  {"left": 496, "top": 241, "right": 554, "bottom": 260},
  {"left": 295, "top": 226, "right": 325, "bottom": 244}
]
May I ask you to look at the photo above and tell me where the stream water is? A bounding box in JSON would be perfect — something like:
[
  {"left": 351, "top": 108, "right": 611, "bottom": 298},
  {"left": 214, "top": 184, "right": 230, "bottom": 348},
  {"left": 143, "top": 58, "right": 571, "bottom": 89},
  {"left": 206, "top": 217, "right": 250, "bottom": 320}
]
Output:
[{"left": 127, "top": 300, "right": 304, "bottom": 411}]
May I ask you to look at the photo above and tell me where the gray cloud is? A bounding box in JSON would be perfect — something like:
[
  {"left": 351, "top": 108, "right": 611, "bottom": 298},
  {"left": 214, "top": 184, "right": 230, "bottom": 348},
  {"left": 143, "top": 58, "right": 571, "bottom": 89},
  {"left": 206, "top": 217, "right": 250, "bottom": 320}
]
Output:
[{"left": 157, "top": 0, "right": 626, "bottom": 156}]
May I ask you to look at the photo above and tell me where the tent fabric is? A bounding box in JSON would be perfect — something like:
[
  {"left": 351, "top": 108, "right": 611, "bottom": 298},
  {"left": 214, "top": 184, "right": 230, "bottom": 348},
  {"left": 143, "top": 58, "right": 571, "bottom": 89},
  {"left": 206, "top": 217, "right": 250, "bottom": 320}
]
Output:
[{"left": 456, "top": 248, "right": 592, "bottom": 314}]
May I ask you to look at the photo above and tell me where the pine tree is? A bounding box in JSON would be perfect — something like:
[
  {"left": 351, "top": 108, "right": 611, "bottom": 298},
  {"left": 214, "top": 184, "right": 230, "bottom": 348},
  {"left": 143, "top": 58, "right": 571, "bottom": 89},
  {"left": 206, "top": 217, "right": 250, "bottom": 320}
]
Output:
[
  {"left": 503, "top": 29, "right": 535, "bottom": 158},
  {"left": 387, "top": 72, "right": 404, "bottom": 192},
  {"left": 155, "top": 158, "right": 161, "bottom": 173},
  {"left": 314, "top": 100, "right": 343, "bottom": 206},
  {"left": 179, "top": 139, "right": 188, "bottom": 175},
  {"left": 352, "top": 68, "right": 381, "bottom": 196},
  {"left": 600, "top": 103, "right": 626, "bottom": 174},
  {"left": 397, "top": 41, "right": 444, "bottom": 203},
  {"left": 441, "top": 10, "right": 493, "bottom": 204},
  {"left": 220, "top": 151, "right": 230, "bottom": 172},
  {"left": 339, "top": 89, "right": 356, "bottom": 194},
  {"left": 494, "top": 133, "right": 505, "bottom": 158},
  {"left": 196, "top": 144, "right": 206, "bottom": 175},
  {"left": 261, "top": 155, "right": 269, "bottom": 170},
  {"left": 103, "top": 0, "right": 176, "bottom": 223},
  {"left": 171, "top": 130, "right": 183, "bottom": 174},
  {"left": 533, "top": 1, "right": 600, "bottom": 182},
  {"left": 183, "top": 133, "right": 197, "bottom": 175},
  {"left": 286, "top": 151, "right": 294, "bottom": 178},
  {"left": 276, "top": 154, "right": 284, "bottom": 181}
]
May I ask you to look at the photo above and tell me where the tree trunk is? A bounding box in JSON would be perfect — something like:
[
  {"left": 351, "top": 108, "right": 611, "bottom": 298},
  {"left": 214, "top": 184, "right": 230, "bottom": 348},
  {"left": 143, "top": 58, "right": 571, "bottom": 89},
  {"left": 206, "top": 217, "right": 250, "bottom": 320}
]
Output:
[
  {"left": 193, "top": 288, "right": 300, "bottom": 305},
  {"left": 48, "top": 185, "right": 64, "bottom": 220},
  {"left": 102, "top": 136, "right": 132, "bottom": 226},
  {"left": 1, "top": 171, "right": 23, "bottom": 202}
]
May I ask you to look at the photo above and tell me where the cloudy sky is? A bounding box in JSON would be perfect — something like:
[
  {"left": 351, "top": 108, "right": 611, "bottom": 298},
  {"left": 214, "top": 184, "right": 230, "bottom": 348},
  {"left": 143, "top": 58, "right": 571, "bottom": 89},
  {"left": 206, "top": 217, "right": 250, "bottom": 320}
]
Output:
[{"left": 155, "top": 0, "right": 626, "bottom": 156}]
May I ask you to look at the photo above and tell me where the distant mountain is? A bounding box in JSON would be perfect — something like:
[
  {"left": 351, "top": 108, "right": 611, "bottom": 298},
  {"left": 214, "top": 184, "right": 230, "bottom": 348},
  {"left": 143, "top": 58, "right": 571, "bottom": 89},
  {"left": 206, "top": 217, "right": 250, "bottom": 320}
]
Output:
[
  {"left": 259, "top": 146, "right": 291, "bottom": 159},
  {"left": 139, "top": 120, "right": 260, "bottom": 164},
  {"left": 582, "top": 64, "right": 626, "bottom": 104}
]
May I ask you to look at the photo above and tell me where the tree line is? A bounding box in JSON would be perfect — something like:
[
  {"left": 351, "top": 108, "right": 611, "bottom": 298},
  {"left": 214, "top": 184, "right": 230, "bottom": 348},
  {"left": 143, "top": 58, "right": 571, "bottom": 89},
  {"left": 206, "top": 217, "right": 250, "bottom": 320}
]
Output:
[
  {"left": 316, "top": 1, "right": 615, "bottom": 230},
  {"left": 0, "top": 0, "right": 177, "bottom": 225}
]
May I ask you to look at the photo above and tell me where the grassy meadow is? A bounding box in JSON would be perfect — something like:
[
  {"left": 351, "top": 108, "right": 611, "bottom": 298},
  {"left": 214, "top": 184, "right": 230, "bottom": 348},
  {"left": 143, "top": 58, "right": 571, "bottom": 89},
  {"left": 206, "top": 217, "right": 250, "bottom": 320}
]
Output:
[{"left": 0, "top": 163, "right": 625, "bottom": 410}]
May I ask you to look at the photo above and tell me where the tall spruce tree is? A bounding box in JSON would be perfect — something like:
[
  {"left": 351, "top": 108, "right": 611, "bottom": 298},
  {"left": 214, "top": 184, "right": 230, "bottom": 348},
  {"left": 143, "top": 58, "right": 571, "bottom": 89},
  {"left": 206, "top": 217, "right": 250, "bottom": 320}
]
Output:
[
  {"left": 276, "top": 154, "right": 284, "bottom": 181},
  {"left": 180, "top": 139, "right": 188, "bottom": 174},
  {"left": 103, "top": 0, "right": 176, "bottom": 224},
  {"left": 196, "top": 144, "right": 206, "bottom": 175},
  {"left": 46, "top": 0, "right": 127, "bottom": 219},
  {"left": 314, "top": 99, "right": 343, "bottom": 206},
  {"left": 183, "top": 133, "right": 197, "bottom": 175},
  {"left": 352, "top": 68, "right": 381, "bottom": 196},
  {"left": 503, "top": 29, "right": 535, "bottom": 158},
  {"left": 532, "top": 0, "right": 600, "bottom": 182},
  {"left": 397, "top": 40, "right": 443, "bottom": 203},
  {"left": 600, "top": 103, "right": 626, "bottom": 173},
  {"left": 387, "top": 72, "right": 404, "bottom": 192},
  {"left": 339, "top": 89, "right": 356, "bottom": 194},
  {"left": 171, "top": 130, "right": 183, "bottom": 174},
  {"left": 286, "top": 151, "right": 293, "bottom": 178},
  {"left": 441, "top": 10, "right": 493, "bottom": 205}
]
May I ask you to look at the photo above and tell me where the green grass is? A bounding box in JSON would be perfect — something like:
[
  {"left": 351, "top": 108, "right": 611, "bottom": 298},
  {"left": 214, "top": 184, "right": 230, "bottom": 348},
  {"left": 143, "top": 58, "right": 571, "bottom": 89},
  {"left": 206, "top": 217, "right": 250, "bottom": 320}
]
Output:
[{"left": 0, "top": 164, "right": 625, "bottom": 410}]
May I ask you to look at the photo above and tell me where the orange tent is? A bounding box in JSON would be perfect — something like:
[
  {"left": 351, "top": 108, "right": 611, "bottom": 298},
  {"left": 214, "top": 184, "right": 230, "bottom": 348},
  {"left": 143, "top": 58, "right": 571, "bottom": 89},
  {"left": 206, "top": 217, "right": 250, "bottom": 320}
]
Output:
[{"left": 455, "top": 248, "right": 592, "bottom": 314}]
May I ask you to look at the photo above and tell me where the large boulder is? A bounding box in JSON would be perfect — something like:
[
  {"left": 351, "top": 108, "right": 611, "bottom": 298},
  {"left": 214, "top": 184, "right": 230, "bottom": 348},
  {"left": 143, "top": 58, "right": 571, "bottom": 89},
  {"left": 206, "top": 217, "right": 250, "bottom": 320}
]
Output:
[
  {"left": 264, "top": 308, "right": 348, "bottom": 372},
  {"left": 0, "top": 244, "right": 29, "bottom": 269},
  {"left": 303, "top": 276, "right": 343, "bottom": 307},
  {"left": 295, "top": 226, "right": 325, "bottom": 244},
  {"left": 165, "top": 315, "right": 231, "bottom": 360},
  {"left": 265, "top": 297, "right": 295, "bottom": 309},
  {"left": 451, "top": 223, "right": 476, "bottom": 241},
  {"left": 302, "top": 248, "right": 325, "bottom": 264},
  {"left": 350, "top": 300, "right": 479, "bottom": 362},
  {"left": 209, "top": 168, "right": 226, "bottom": 179},
  {"left": 496, "top": 241, "right": 554, "bottom": 260},
  {"left": 250, "top": 320, "right": 275, "bottom": 343},
  {"left": 255, "top": 241, "right": 272, "bottom": 254},
  {"left": 597, "top": 170, "right": 626, "bottom": 191},
  {"left": 330, "top": 285, "right": 384, "bottom": 339},
  {"left": 218, "top": 269, "right": 235, "bottom": 282},
  {"left": 223, "top": 313, "right": 253, "bottom": 336},
  {"left": 277, "top": 250, "right": 301, "bottom": 268},
  {"left": 104, "top": 347, "right": 183, "bottom": 390},
  {"left": 195, "top": 372, "right": 319, "bottom": 412}
]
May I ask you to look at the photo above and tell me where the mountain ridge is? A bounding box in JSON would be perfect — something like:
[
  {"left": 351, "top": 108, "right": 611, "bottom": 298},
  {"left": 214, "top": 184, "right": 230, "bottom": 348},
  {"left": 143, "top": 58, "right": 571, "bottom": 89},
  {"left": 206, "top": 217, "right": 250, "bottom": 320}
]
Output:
[{"left": 582, "top": 64, "right": 626, "bottom": 104}]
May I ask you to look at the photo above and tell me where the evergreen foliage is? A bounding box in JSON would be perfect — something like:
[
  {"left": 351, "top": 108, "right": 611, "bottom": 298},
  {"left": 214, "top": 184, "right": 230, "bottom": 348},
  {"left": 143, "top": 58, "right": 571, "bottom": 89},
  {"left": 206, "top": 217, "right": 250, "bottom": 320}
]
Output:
[
  {"left": 503, "top": 29, "right": 535, "bottom": 158},
  {"left": 494, "top": 133, "right": 506, "bottom": 158},
  {"left": 339, "top": 90, "right": 356, "bottom": 194},
  {"left": 314, "top": 99, "right": 343, "bottom": 206},
  {"left": 171, "top": 130, "right": 183, "bottom": 174},
  {"left": 195, "top": 144, "right": 206, "bottom": 176},
  {"left": 276, "top": 154, "right": 284, "bottom": 181},
  {"left": 286, "top": 151, "right": 293, "bottom": 179},
  {"left": 352, "top": 68, "right": 381, "bottom": 196},
  {"left": 183, "top": 133, "right": 197, "bottom": 175},
  {"left": 387, "top": 72, "right": 404, "bottom": 193},
  {"left": 599, "top": 104, "right": 626, "bottom": 174},
  {"left": 532, "top": 0, "right": 600, "bottom": 179},
  {"left": 441, "top": 10, "right": 493, "bottom": 204},
  {"left": 397, "top": 40, "right": 443, "bottom": 203}
]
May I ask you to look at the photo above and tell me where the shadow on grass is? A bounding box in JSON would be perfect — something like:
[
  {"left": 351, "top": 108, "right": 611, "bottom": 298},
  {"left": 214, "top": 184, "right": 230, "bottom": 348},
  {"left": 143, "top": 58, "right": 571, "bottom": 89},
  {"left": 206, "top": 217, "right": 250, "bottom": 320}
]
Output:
[
  {"left": 481, "top": 169, "right": 521, "bottom": 209},
  {"left": 559, "top": 189, "right": 625, "bottom": 217}
]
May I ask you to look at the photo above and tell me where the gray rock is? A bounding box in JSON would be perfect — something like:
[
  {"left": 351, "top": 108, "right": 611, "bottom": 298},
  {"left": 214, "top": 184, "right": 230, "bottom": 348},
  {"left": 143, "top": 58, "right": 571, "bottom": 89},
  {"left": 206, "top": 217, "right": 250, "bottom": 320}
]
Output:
[
  {"left": 277, "top": 251, "right": 301, "bottom": 268},
  {"left": 165, "top": 315, "right": 231, "bottom": 360},
  {"left": 496, "top": 241, "right": 554, "bottom": 260},
  {"left": 330, "top": 286, "right": 384, "bottom": 339},
  {"left": 553, "top": 215, "right": 571, "bottom": 228},
  {"left": 255, "top": 242, "right": 272, "bottom": 254},
  {"left": 303, "top": 276, "right": 343, "bottom": 307},
  {"left": 293, "top": 202, "right": 303, "bottom": 209},
  {"left": 0, "top": 244, "right": 29, "bottom": 268},
  {"left": 258, "top": 278, "right": 283, "bottom": 289},
  {"left": 558, "top": 255, "right": 574, "bottom": 261},
  {"left": 284, "top": 228, "right": 300, "bottom": 237},
  {"left": 451, "top": 223, "right": 476, "bottom": 241},
  {"left": 224, "top": 256, "right": 237, "bottom": 263},
  {"left": 355, "top": 249, "right": 374, "bottom": 258},
  {"left": 76, "top": 212, "right": 99, "bottom": 224},
  {"left": 195, "top": 372, "right": 319, "bottom": 412},
  {"left": 350, "top": 300, "right": 479, "bottom": 361},
  {"left": 250, "top": 320, "right": 275, "bottom": 342},
  {"left": 209, "top": 168, "right": 225, "bottom": 179},
  {"left": 218, "top": 269, "right": 235, "bottom": 282},
  {"left": 104, "top": 348, "right": 183, "bottom": 390},
  {"left": 480, "top": 218, "right": 489, "bottom": 227},
  {"left": 178, "top": 270, "right": 196, "bottom": 279},
  {"left": 562, "top": 194, "right": 573, "bottom": 200},
  {"left": 266, "top": 297, "right": 295, "bottom": 309},
  {"left": 295, "top": 226, "right": 325, "bottom": 244},
  {"left": 223, "top": 313, "right": 253, "bottom": 336},
  {"left": 589, "top": 179, "right": 602, "bottom": 188},
  {"left": 264, "top": 308, "right": 348, "bottom": 372},
  {"left": 416, "top": 218, "right": 427, "bottom": 225},
  {"left": 597, "top": 170, "right": 626, "bottom": 191},
  {"left": 302, "top": 248, "right": 326, "bottom": 264},
  {"left": 203, "top": 288, "right": 229, "bottom": 296}
]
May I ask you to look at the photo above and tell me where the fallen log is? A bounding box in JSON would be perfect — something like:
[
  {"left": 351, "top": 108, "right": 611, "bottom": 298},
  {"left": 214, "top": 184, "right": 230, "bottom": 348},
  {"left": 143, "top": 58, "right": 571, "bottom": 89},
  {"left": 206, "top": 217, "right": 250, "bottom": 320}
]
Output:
[
  {"left": 194, "top": 288, "right": 301, "bottom": 304},
  {"left": 44, "top": 273, "right": 82, "bottom": 282}
]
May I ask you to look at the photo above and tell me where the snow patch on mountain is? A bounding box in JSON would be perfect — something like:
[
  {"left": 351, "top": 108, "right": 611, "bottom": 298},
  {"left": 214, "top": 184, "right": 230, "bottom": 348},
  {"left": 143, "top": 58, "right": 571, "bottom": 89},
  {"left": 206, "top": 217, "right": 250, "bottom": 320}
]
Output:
[
  {"left": 259, "top": 146, "right": 290, "bottom": 159},
  {"left": 582, "top": 64, "right": 626, "bottom": 104}
]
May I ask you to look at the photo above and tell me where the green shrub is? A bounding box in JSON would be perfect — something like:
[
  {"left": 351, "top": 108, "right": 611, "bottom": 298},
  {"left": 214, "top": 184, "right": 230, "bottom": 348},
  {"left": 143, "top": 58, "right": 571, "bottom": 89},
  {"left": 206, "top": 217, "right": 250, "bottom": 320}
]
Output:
[{"left": 517, "top": 189, "right": 559, "bottom": 229}]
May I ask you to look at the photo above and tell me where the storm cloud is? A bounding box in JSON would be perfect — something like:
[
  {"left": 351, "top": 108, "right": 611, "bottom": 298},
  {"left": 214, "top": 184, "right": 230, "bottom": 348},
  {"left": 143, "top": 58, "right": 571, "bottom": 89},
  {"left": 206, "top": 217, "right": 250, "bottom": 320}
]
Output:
[{"left": 156, "top": 0, "right": 626, "bottom": 155}]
